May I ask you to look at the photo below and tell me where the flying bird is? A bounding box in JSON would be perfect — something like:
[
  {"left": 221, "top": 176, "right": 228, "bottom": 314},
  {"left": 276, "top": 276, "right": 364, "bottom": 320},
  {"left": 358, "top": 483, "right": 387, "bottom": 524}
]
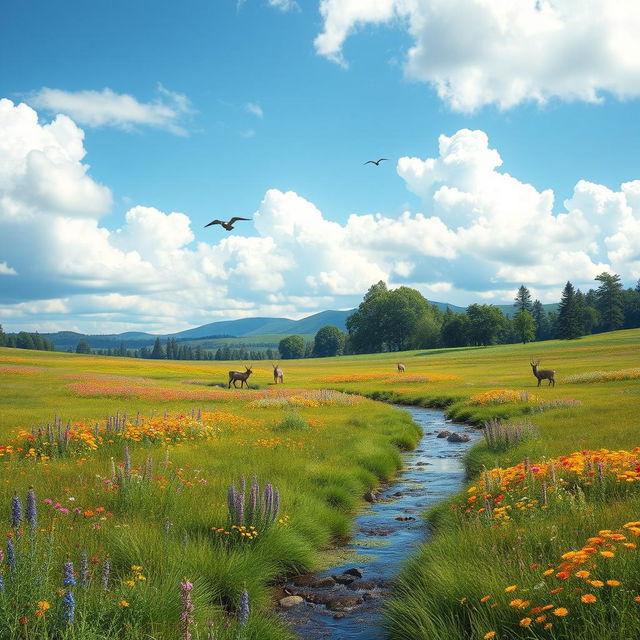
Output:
[
  {"left": 364, "top": 158, "right": 388, "bottom": 166},
  {"left": 204, "top": 217, "right": 252, "bottom": 231}
]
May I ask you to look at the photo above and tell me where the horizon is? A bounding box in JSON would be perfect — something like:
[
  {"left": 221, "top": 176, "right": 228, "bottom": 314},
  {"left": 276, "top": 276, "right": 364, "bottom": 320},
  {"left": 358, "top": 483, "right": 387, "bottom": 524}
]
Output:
[{"left": 2, "top": 2, "right": 640, "bottom": 334}]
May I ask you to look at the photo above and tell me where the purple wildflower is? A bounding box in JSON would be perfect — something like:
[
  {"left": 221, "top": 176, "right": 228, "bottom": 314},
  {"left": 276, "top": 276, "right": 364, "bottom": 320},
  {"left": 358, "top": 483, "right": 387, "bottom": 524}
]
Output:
[
  {"left": 238, "top": 588, "right": 250, "bottom": 627},
  {"left": 11, "top": 493, "right": 22, "bottom": 527},
  {"left": 6, "top": 539, "right": 15, "bottom": 569},
  {"left": 102, "top": 558, "right": 110, "bottom": 591},
  {"left": 62, "top": 589, "right": 75, "bottom": 624},
  {"left": 26, "top": 487, "right": 37, "bottom": 528},
  {"left": 63, "top": 561, "right": 76, "bottom": 587},
  {"left": 180, "top": 580, "right": 195, "bottom": 640},
  {"left": 124, "top": 445, "right": 131, "bottom": 480}
]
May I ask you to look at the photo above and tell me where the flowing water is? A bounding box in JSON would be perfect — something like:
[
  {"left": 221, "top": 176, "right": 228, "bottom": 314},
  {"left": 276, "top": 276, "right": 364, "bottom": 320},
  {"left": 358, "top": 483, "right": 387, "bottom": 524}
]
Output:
[{"left": 280, "top": 405, "right": 480, "bottom": 640}]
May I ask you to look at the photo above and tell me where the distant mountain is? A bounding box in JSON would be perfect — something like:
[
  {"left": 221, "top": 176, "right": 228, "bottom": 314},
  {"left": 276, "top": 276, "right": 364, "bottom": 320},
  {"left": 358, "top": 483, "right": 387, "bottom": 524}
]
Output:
[{"left": 39, "top": 299, "right": 557, "bottom": 351}]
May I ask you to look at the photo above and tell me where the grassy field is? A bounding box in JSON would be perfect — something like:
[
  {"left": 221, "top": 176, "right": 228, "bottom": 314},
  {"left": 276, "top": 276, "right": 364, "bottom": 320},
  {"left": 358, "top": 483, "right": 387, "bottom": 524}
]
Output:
[{"left": 1, "top": 328, "right": 639, "bottom": 639}]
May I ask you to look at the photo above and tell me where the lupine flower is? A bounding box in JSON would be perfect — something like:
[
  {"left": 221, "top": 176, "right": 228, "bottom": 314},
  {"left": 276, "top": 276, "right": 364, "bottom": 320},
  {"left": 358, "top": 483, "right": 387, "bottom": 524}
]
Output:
[
  {"left": 62, "top": 589, "right": 75, "bottom": 624},
  {"left": 80, "top": 552, "right": 89, "bottom": 587},
  {"left": 238, "top": 588, "right": 249, "bottom": 627},
  {"left": 180, "top": 581, "right": 195, "bottom": 640},
  {"left": 124, "top": 445, "right": 131, "bottom": 480},
  {"left": 26, "top": 487, "right": 37, "bottom": 528},
  {"left": 6, "top": 539, "right": 15, "bottom": 569},
  {"left": 11, "top": 494, "right": 22, "bottom": 527},
  {"left": 63, "top": 561, "right": 76, "bottom": 587},
  {"left": 102, "top": 558, "right": 110, "bottom": 591},
  {"left": 0, "top": 573, "right": 4, "bottom": 591}
]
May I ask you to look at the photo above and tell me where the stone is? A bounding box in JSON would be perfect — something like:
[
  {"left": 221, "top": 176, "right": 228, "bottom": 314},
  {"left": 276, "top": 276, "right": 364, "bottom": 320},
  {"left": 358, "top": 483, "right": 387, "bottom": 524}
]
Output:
[
  {"left": 279, "top": 596, "right": 304, "bottom": 608},
  {"left": 447, "top": 432, "right": 470, "bottom": 443},
  {"left": 299, "top": 591, "right": 334, "bottom": 605},
  {"left": 327, "top": 596, "right": 363, "bottom": 611},
  {"left": 363, "top": 592, "right": 379, "bottom": 601},
  {"left": 344, "top": 567, "right": 364, "bottom": 578},
  {"left": 333, "top": 574, "right": 357, "bottom": 585},
  {"left": 395, "top": 515, "right": 415, "bottom": 521},
  {"left": 436, "top": 430, "right": 452, "bottom": 438},
  {"left": 311, "top": 576, "right": 336, "bottom": 589},
  {"left": 333, "top": 613, "right": 347, "bottom": 619},
  {"left": 291, "top": 574, "right": 316, "bottom": 587},
  {"left": 348, "top": 580, "right": 377, "bottom": 590},
  {"left": 363, "top": 491, "right": 377, "bottom": 503}
]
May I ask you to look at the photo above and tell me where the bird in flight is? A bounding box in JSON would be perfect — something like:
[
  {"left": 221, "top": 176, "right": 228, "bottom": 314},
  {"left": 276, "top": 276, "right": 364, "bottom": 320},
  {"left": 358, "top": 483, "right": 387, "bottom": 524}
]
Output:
[
  {"left": 204, "top": 217, "right": 252, "bottom": 231},
  {"left": 364, "top": 158, "right": 388, "bottom": 166}
]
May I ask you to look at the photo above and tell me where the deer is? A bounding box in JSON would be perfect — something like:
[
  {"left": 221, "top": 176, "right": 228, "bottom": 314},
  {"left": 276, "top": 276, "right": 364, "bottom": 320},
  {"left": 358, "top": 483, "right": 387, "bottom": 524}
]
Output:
[
  {"left": 228, "top": 364, "right": 253, "bottom": 389},
  {"left": 272, "top": 363, "right": 284, "bottom": 384},
  {"left": 530, "top": 360, "right": 555, "bottom": 387},
  {"left": 397, "top": 363, "right": 406, "bottom": 373}
]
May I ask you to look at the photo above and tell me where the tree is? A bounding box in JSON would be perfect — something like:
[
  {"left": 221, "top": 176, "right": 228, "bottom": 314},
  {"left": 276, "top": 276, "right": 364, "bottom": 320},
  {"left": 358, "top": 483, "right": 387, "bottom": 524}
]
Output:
[
  {"left": 513, "top": 310, "right": 536, "bottom": 344},
  {"left": 150, "top": 338, "right": 165, "bottom": 359},
  {"left": 466, "top": 304, "right": 505, "bottom": 346},
  {"left": 556, "top": 281, "right": 583, "bottom": 339},
  {"left": 441, "top": 310, "right": 469, "bottom": 347},
  {"left": 531, "top": 300, "right": 551, "bottom": 341},
  {"left": 514, "top": 285, "right": 533, "bottom": 314},
  {"left": 278, "top": 335, "right": 305, "bottom": 359},
  {"left": 622, "top": 280, "right": 640, "bottom": 328},
  {"left": 75, "top": 340, "right": 91, "bottom": 354},
  {"left": 16, "top": 332, "right": 35, "bottom": 350},
  {"left": 313, "top": 325, "right": 346, "bottom": 357},
  {"left": 0, "top": 325, "right": 5, "bottom": 347},
  {"left": 595, "top": 272, "right": 624, "bottom": 332}
]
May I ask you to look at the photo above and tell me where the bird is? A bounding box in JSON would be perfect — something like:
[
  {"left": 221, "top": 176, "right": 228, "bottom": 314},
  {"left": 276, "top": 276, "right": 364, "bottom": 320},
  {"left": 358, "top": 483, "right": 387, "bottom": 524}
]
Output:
[
  {"left": 204, "top": 217, "right": 252, "bottom": 231},
  {"left": 364, "top": 158, "right": 388, "bottom": 166}
]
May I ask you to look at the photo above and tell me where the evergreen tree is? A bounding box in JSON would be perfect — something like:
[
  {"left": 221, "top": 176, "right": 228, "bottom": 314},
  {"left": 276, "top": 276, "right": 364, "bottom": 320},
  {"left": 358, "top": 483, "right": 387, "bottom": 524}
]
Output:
[
  {"left": 595, "top": 272, "right": 624, "bottom": 331},
  {"left": 556, "top": 281, "right": 583, "bottom": 339},
  {"left": 622, "top": 280, "right": 640, "bottom": 328},
  {"left": 513, "top": 285, "right": 533, "bottom": 314},
  {"left": 16, "top": 332, "right": 35, "bottom": 350},
  {"left": 531, "top": 301, "right": 550, "bottom": 341},
  {"left": 150, "top": 338, "right": 165, "bottom": 359},
  {"left": 0, "top": 324, "right": 6, "bottom": 347}
]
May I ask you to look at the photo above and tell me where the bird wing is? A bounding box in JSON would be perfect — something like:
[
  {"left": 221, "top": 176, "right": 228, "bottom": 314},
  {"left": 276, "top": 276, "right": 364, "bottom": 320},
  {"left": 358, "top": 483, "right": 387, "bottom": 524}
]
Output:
[
  {"left": 364, "top": 160, "right": 376, "bottom": 165},
  {"left": 228, "top": 217, "right": 252, "bottom": 224},
  {"left": 204, "top": 219, "right": 224, "bottom": 227},
  {"left": 377, "top": 158, "right": 389, "bottom": 162}
]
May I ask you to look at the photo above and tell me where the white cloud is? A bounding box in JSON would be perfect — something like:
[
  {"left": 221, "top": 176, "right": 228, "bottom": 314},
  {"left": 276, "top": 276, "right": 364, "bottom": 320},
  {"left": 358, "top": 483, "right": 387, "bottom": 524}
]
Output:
[
  {"left": 244, "top": 102, "right": 264, "bottom": 118},
  {"left": 268, "top": 0, "right": 300, "bottom": 11},
  {"left": 0, "top": 262, "right": 17, "bottom": 276},
  {"left": 27, "top": 85, "right": 193, "bottom": 134},
  {"left": 315, "top": 0, "right": 640, "bottom": 111},
  {"left": 1, "top": 98, "right": 639, "bottom": 332}
]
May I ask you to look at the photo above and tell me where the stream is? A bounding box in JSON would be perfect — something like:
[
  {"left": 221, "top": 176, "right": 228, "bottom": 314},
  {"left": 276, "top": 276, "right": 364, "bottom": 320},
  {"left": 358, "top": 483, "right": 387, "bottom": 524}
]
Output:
[{"left": 280, "top": 405, "right": 480, "bottom": 640}]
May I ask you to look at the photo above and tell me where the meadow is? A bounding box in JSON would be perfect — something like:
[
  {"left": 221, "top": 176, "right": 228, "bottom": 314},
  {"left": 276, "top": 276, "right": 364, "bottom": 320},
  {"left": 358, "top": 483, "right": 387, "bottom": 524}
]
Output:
[{"left": 0, "top": 328, "right": 639, "bottom": 639}]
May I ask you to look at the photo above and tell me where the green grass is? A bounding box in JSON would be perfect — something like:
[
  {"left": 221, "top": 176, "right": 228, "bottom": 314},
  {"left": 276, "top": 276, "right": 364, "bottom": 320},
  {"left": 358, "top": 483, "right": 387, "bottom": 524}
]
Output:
[{"left": 1, "top": 328, "right": 639, "bottom": 639}]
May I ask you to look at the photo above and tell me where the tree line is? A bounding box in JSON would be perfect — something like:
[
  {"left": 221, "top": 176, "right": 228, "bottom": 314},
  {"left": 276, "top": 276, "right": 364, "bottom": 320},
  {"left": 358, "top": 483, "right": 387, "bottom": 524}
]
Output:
[{"left": 0, "top": 327, "right": 55, "bottom": 351}]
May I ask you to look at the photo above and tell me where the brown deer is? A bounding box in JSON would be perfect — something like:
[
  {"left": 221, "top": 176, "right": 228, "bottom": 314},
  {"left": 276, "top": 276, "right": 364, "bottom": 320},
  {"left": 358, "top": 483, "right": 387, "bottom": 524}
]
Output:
[
  {"left": 228, "top": 365, "right": 253, "bottom": 389},
  {"left": 530, "top": 360, "right": 555, "bottom": 387},
  {"left": 272, "top": 363, "right": 284, "bottom": 384},
  {"left": 397, "top": 363, "right": 406, "bottom": 373}
]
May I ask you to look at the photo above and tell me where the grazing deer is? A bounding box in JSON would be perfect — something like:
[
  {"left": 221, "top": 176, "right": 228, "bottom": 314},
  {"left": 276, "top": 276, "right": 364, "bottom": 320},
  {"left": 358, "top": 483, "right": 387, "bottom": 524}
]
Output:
[
  {"left": 530, "top": 360, "right": 555, "bottom": 387},
  {"left": 397, "top": 363, "right": 406, "bottom": 373},
  {"left": 272, "top": 363, "right": 284, "bottom": 384},
  {"left": 228, "top": 365, "right": 253, "bottom": 389}
]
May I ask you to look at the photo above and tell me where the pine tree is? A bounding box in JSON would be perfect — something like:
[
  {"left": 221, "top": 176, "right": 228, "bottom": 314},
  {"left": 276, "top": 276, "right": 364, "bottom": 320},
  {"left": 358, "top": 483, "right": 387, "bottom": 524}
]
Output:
[
  {"left": 513, "top": 285, "right": 533, "bottom": 313},
  {"left": 595, "top": 272, "right": 624, "bottom": 331},
  {"left": 556, "top": 281, "right": 583, "bottom": 339},
  {"left": 151, "top": 338, "right": 165, "bottom": 359}
]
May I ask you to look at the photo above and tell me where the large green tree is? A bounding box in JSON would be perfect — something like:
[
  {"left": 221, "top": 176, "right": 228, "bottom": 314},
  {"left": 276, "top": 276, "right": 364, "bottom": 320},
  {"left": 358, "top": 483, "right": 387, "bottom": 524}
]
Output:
[
  {"left": 513, "top": 310, "right": 536, "bottom": 344},
  {"left": 466, "top": 304, "right": 506, "bottom": 346},
  {"left": 75, "top": 340, "right": 91, "bottom": 354},
  {"left": 513, "top": 285, "right": 533, "bottom": 314},
  {"left": 313, "top": 325, "right": 346, "bottom": 357},
  {"left": 556, "top": 281, "right": 583, "bottom": 339},
  {"left": 440, "top": 309, "right": 469, "bottom": 347},
  {"left": 594, "top": 272, "right": 624, "bottom": 331},
  {"left": 278, "top": 335, "right": 305, "bottom": 359}
]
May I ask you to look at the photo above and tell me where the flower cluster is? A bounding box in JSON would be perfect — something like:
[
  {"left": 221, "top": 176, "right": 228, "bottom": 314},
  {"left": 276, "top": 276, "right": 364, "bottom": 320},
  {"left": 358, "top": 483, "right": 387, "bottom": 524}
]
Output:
[
  {"left": 246, "top": 389, "right": 362, "bottom": 409},
  {"left": 467, "top": 390, "right": 539, "bottom": 406},
  {"left": 211, "top": 525, "right": 259, "bottom": 540},
  {"left": 564, "top": 368, "right": 640, "bottom": 384}
]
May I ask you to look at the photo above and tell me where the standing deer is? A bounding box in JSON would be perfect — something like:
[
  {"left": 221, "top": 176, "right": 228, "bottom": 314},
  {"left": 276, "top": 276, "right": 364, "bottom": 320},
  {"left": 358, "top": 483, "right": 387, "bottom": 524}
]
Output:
[
  {"left": 397, "top": 363, "right": 406, "bottom": 373},
  {"left": 228, "top": 365, "right": 253, "bottom": 389},
  {"left": 530, "top": 360, "right": 555, "bottom": 387},
  {"left": 272, "top": 363, "right": 284, "bottom": 384}
]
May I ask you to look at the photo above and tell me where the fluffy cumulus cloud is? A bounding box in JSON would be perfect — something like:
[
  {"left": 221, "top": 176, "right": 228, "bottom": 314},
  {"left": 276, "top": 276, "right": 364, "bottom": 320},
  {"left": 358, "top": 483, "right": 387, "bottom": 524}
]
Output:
[
  {"left": 315, "top": 0, "right": 640, "bottom": 111},
  {"left": 27, "top": 85, "right": 193, "bottom": 134},
  {"left": 1, "top": 98, "right": 640, "bottom": 332}
]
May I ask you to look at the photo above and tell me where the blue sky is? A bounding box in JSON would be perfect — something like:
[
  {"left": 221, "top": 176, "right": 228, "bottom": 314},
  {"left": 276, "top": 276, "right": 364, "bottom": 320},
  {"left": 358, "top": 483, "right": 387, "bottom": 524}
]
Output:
[{"left": 1, "top": 1, "right": 640, "bottom": 333}]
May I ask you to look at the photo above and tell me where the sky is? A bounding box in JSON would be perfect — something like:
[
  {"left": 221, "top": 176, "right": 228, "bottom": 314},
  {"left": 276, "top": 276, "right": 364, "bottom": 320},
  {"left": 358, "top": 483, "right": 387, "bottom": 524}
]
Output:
[{"left": 1, "top": 0, "right": 640, "bottom": 334}]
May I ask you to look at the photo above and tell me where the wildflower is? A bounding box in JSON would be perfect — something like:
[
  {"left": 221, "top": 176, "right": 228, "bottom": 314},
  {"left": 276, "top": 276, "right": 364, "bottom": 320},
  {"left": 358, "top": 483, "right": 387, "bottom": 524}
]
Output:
[
  {"left": 589, "top": 580, "right": 604, "bottom": 588},
  {"left": 543, "top": 569, "right": 554, "bottom": 576},
  {"left": 480, "top": 595, "right": 491, "bottom": 602},
  {"left": 575, "top": 570, "right": 590, "bottom": 578},
  {"left": 119, "top": 600, "right": 129, "bottom": 607},
  {"left": 26, "top": 488, "right": 37, "bottom": 528},
  {"left": 11, "top": 493, "right": 22, "bottom": 527},
  {"left": 238, "top": 588, "right": 249, "bottom": 627},
  {"left": 483, "top": 633, "right": 496, "bottom": 639},
  {"left": 535, "top": 615, "right": 547, "bottom": 623},
  {"left": 556, "top": 571, "right": 570, "bottom": 580},
  {"left": 509, "top": 599, "right": 523, "bottom": 607},
  {"left": 63, "top": 561, "right": 76, "bottom": 587},
  {"left": 600, "top": 551, "right": 615, "bottom": 558},
  {"left": 634, "top": 596, "right": 640, "bottom": 603},
  {"left": 581, "top": 594, "right": 597, "bottom": 603},
  {"left": 504, "top": 585, "right": 517, "bottom": 592},
  {"left": 544, "top": 623, "right": 553, "bottom": 630},
  {"left": 553, "top": 607, "right": 568, "bottom": 617},
  {"left": 38, "top": 601, "right": 51, "bottom": 611},
  {"left": 102, "top": 558, "right": 110, "bottom": 591},
  {"left": 62, "top": 589, "right": 75, "bottom": 624},
  {"left": 519, "top": 618, "right": 532, "bottom": 627},
  {"left": 180, "top": 581, "right": 195, "bottom": 640},
  {"left": 606, "top": 580, "right": 620, "bottom": 587}
]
